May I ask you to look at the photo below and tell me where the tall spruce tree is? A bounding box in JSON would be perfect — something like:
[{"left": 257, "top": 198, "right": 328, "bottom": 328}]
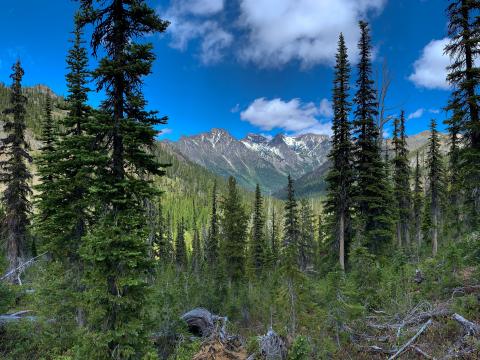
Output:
[
  {"left": 269, "top": 207, "right": 279, "bottom": 268},
  {"left": 191, "top": 222, "right": 202, "bottom": 274},
  {"left": 445, "top": 0, "right": 480, "bottom": 229},
  {"left": 426, "top": 119, "right": 445, "bottom": 256},
  {"left": 352, "top": 21, "right": 393, "bottom": 254},
  {"left": 35, "top": 18, "right": 102, "bottom": 262},
  {"left": 412, "top": 152, "right": 424, "bottom": 250},
  {"left": 392, "top": 111, "right": 412, "bottom": 248},
  {"left": 220, "top": 176, "right": 248, "bottom": 283},
  {"left": 324, "top": 33, "right": 353, "bottom": 270},
  {"left": 298, "top": 199, "right": 315, "bottom": 271},
  {"left": 0, "top": 61, "right": 32, "bottom": 284},
  {"left": 250, "top": 184, "right": 267, "bottom": 275},
  {"left": 205, "top": 179, "right": 219, "bottom": 266},
  {"left": 283, "top": 175, "right": 299, "bottom": 270},
  {"left": 77, "top": 1, "right": 169, "bottom": 357},
  {"left": 175, "top": 218, "right": 187, "bottom": 268}
]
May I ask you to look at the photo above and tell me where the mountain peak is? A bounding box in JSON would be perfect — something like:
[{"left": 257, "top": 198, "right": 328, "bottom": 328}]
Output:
[{"left": 243, "top": 133, "right": 268, "bottom": 144}]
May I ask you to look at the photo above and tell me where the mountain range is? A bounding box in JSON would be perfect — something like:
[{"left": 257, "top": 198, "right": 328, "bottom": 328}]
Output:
[{"left": 163, "top": 128, "right": 448, "bottom": 198}]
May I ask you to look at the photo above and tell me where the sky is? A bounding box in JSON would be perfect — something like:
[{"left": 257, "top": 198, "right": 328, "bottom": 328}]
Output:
[{"left": 0, "top": 0, "right": 453, "bottom": 141}]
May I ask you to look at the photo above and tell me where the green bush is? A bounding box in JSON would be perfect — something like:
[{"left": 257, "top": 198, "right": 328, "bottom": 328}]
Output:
[{"left": 288, "top": 335, "right": 311, "bottom": 360}]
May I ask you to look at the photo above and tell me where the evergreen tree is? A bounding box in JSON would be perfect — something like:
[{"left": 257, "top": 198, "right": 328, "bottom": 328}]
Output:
[
  {"left": 392, "top": 111, "right": 412, "bottom": 248},
  {"left": 220, "top": 176, "right": 248, "bottom": 283},
  {"left": 175, "top": 218, "right": 187, "bottom": 268},
  {"left": 269, "top": 207, "right": 279, "bottom": 268},
  {"left": 35, "top": 18, "right": 102, "bottom": 262},
  {"left": 191, "top": 222, "right": 202, "bottom": 274},
  {"left": 250, "top": 184, "right": 267, "bottom": 275},
  {"left": 205, "top": 180, "right": 219, "bottom": 266},
  {"left": 412, "top": 152, "right": 424, "bottom": 250},
  {"left": 352, "top": 21, "right": 393, "bottom": 254},
  {"left": 298, "top": 199, "right": 315, "bottom": 271},
  {"left": 283, "top": 175, "right": 299, "bottom": 270},
  {"left": 152, "top": 201, "right": 166, "bottom": 260},
  {"left": 445, "top": 0, "right": 480, "bottom": 229},
  {"left": 426, "top": 119, "right": 445, "bottom": 256},
  {"left": 445, "top": 107, "right": 464, "bottom": 239},
  {"left": 0, "top": 61, "right": 32, "bottom": 283},
  {"left": 77, "top": 1, "right": 169, "bottom": 357},
  {"left": 324, "top": 33, "right": 353, "bottom": 270}
]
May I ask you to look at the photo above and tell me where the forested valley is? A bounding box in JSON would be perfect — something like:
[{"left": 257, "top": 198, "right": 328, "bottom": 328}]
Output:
[{"left": 0, "top": 1, "right": 479, "bottom": 359}]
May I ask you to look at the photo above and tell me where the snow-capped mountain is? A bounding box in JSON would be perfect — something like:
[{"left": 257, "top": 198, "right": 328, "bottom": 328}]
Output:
[{"left": 164, "top": 129, "right": 331, "bottom": 194}]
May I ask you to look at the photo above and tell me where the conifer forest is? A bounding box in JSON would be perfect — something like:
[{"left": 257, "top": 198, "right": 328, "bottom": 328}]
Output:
[{"left": 1, "top": 1, "right": 480, "bottom": 359}]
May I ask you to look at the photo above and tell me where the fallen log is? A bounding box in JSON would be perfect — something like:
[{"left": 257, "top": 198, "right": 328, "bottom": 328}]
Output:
[
  {"left": 0, "top": 310, "right": 36, "bottom": 325},
  {"left": 388, "top": 319, "right": 432, "bottom": 360},
  {"left": 452, "top": 313, "right": 480, "bottom": 336}
]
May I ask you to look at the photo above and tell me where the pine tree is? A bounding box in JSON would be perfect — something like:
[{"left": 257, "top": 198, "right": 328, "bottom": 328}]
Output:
[
  {"left": 283, "top": 175, "right": 299, "bottom": 270},
  {"left": 392, "top": 111, "right": 412, "bottom": 248},
  {"left": 269, "top": 207, "right": 279, "bottom": 268},
  {"left": 445, "top": 0, "right": 480, "bottom": 229},
  {"left": 175, "top": 218, "right": 187, "bottom": 268},
  {"left": 324, "top": 33, "right": 353, "bottom": 270},
  {"left": 191, "top": 223, "right": 202, "bottom": 274},
  {"left": 35, "top": 18, "right": 102, "bottom": 262},
  {"left": 220, "top": 176, "right": 248, "bottom": 283},
  {"left": 0, "top": 61, "right": 32, "bottom": 284},
  {"left": 426, "top": 119, "right": 445, "bottom": 256},
  {"left": 250, "top": 184, "right": 267, "bottom": 275},
  {"left": 445, "top": 105, "right": 464, "bottom": 239},
  {"left": 205, "top": 180, "right": 219, "bottom": 266},
  {"left": 298, "top": 199, "right": 315, "bottom": 271},
  {"left": 352, "top": 21, "right": 393, "bottom": 254},
  {"left": 77, "top": 1, "right": 169, "bottom": 357},
  {"left": 412, "top": 152, "right": 424, "bottom": 251}
]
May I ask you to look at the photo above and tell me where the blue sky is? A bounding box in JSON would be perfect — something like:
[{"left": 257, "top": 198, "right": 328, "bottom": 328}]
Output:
[{"left": 0, "top": 0, "right": 452, "bottom": 141}]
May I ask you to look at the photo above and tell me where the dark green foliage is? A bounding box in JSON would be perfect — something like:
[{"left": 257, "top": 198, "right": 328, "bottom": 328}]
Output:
[
  {"left": 298, "top": 199, "right": 315, "bottom": 271},
  {"left": 205, "top": 180, "right": 219, "bottom": 266},
  {"left": 426, "top": 119, "right": 446, "bottom": 256},
  {"left": 269, "top": 207, "right": 279, "bottom": 268},
  {"left": 445, "top": 0, "right": 480, "bottom": 229},
  {"left": 324, "top": 33, "right": 353, "bottom": 270},
  {"left": 220, "top": 176, "right": 248, "bottom": 282},
  {"left": 412, "top": 152, "right": 424, "bottom": 251},
  {"left": 352, "top": 21, "right": 393, "bottom": 254},
  {"left": 35, "top": 20, "right": 103, "bottom": 263},
  {"left": 283, "top": 175, "right": 300, "bottom": 271},
  {"left": 0, "top": 62, "right": 33, "bottom": 283},
  {"left": 175, "top": 218, "right": 187, "bottom": 268},
  {"left": 76, "top": 1, "right": 170, "bottom": 357},
  {"left": 250, "top": 184, "right": 267, "bottom": 275},
  {"left": 191, "top": 223, "right": 202, "bottom": 274},
  {"left": 392, "top": 111, "right": 412, "bottom": 248}
]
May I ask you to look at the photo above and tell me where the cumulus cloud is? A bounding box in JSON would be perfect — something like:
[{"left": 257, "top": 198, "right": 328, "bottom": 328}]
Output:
[
  {"left": 408, "top": 108, "right": 425, "bottom": 120},
  {"left": 240, "top": 97, "right": 331, "bottom": 135},
  {"left": 163, "top": 0, "right": 387, "bottom": 67},
  {"left": 158, "top": 128, "right": 173, "bottom": 137},
  {"left": 238, "top": 0, "right": 387, "bottom": 67},
  {"left": 319, "top": 98, "right": 333, "bottom": 118},
  {"left": 163, "top": 0, "right": 232, "bottom": 64},
  {"left": 409, "top": 38, "right": 450, "bottom": 90}
]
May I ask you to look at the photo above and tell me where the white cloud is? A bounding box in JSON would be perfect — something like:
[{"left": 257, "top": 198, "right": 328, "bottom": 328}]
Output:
[
  {"left": 408, "top": 108, "right": 424, "bottom": 120},
  {"left": 240, "top": 97, "right": 331, "bottom": 135},
  {"left": 409, "top": 38, "right": 450, "bottom": 90},
  {"left": 163, "top": 0, "right": 387, "bottom": 67},
  {"left": 238, "top": 0, "right": 387, "bottom": 67},
  {"left": 429, "top": 108, "right": 440, "bottom": 114},
  {"left": 319, "top": 98, "right": 333, "bottom": 118},
  {"left": 163, "top": 0, "right": 232, "bottom": 64}
]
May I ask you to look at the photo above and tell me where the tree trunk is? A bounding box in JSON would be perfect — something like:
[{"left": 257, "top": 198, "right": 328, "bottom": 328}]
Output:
[
  {"left": 339, "top": 212, "right": 345, "bottom": 271},
  {"left": 432, "top": 208, "right": 438, "bottom": 256}
]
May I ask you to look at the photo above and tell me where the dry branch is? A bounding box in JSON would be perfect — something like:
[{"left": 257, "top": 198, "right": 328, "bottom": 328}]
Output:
[{"left": 388, "top": 319, "right": 432, "bottom": 360}]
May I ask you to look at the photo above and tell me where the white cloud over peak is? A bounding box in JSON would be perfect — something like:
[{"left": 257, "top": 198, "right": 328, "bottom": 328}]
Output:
[
  {"left": 240, "top": 97, "right": 332, "bottom": 135},
  {"left": 409, "top": 38, "right": 450, "bottom": 90},
  {"left": 319, "top": 98, "right": 334, "bottom": 118},
  {"left": 408, "top": 108, "right": 425, "bottom": 120},
  {"left": 238, "top": 0, "right": 386, "bottom": 67}
]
